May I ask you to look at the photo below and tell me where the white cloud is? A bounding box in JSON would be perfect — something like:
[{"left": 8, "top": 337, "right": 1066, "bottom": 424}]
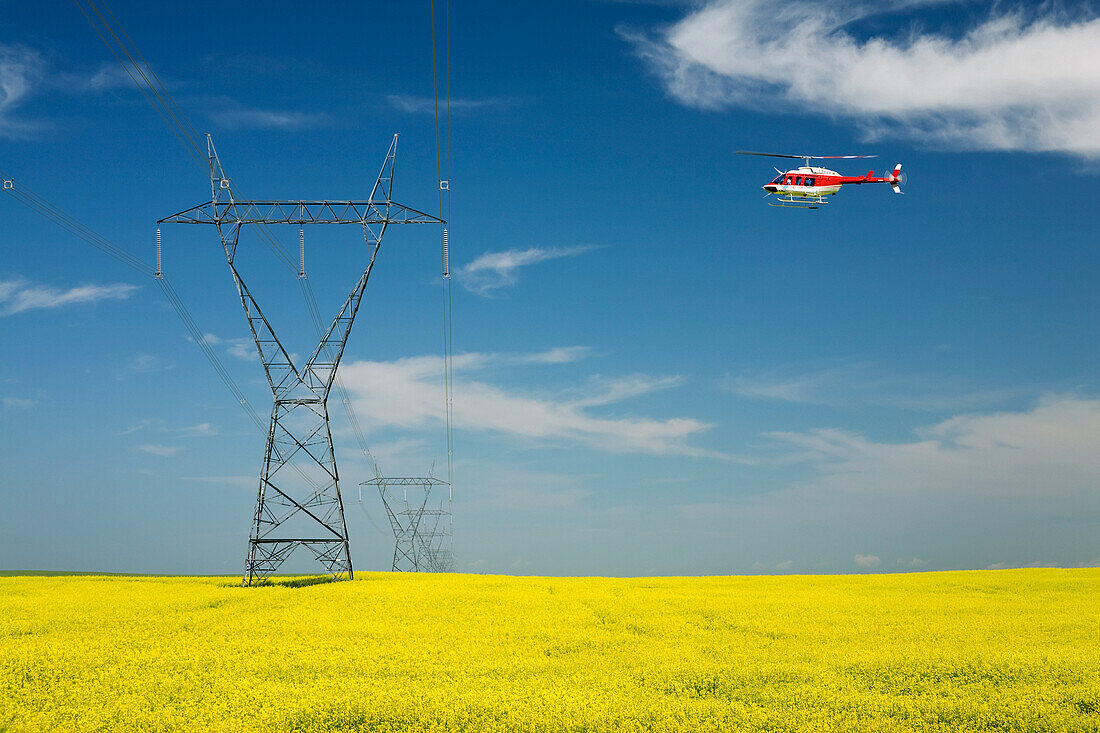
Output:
[
  {"left": 0, "top": 277, "right": 138, "bottom": 316},
  {"left": 177, "top": 422, "right": 217, "bottom": 438},
  {"left": 120, "top": 419, "right": 154, "bottom": 435},
  {"left": 196, "top": 333, "right": 257, "bottom": 361},
  {"left": 357, "top": 437, "right": 428, "bottom": 463},
  {"left": 491, "top": 484, "right": 586, "bottom": 510},
  {"left": 225, "top": 340, "right": 257, "bottom": 361},
  {"left": 624, "top": 1, "right": 1100, "bottom": 156},
  {"left": 674, "top": 395, "right": 1100, "bottom": 568},
  {"left": 987, "top": 560, "right": 1058, "bottom": 570},
  {"left": 2, "top": 397, "right": 35, "bottom": 409},
  {"left": 454, "top": 464, "right": 594, "bottom": 511},
  {"left": 728, "top": 363, "right": 1023, "bottom": 411},
  {"left": 752, "top": 559, "right": 794, "bottom": 571},
  {"left": 767, "top": 395, "right": 1100, "bottom": 504},
  {"left": 567, "top": 373, "right": 684, "bottom": 407},
  {"left": 457, "top": 246, "right": 594, "bottom": 296},
  {"left": 0, "top": 44, "right": 44, "bottom": 138},
  {"left": 120, "top": 419, "right": 215, "bottom": 437},
  {"left": 338, "top": 348, "right": 719, "bottom": 457},
  {"left": 386, "top": 94, "right": 514, "bottom": 115},
  {"left": 205, "top": 98, "right": 327, "bottom": 130},
  {"left": 49, "top": 60, "right": 147, "bottom": 95},
  {"left": 183, "top": 475, "right": 257, "bottom": 491},
  {"left": 0, "top": 46, "right": 135, "bottom": 136},
  {"left": 126, "top": 354, "right": 166, "bottom": 375},
  {"left": 854, "top": 553, "right": 881, "bottom": 567},
  {"left": 513, "top": 346, "right": 592, "bottom": 365},
  {"left": 137, "top": 444, "right": 181, "bottom": 457},
  {"left": 897, "top": 557, "right": 927, "bottom": 569}
]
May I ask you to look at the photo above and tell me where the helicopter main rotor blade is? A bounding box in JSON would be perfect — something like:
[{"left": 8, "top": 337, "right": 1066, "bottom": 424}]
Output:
[
  {"left": 736, "top": 151, "right": 879, "bottom": 160},
  {"left": 735, "top": 151, "right": 806, "bottom": 159}
]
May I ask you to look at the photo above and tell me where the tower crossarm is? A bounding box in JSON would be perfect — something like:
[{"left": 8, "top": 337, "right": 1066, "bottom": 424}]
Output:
[
  {"left": 157, "top": 200, "right": 443, "bottom": 226},
  {"left": 361, "top": 477, "right": 451, "bottom": 487}
]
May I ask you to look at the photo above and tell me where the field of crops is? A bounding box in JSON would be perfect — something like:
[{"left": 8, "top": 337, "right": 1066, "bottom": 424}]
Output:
[{"left": 1, "top": 569, "right": 1098, "bottom": 732}]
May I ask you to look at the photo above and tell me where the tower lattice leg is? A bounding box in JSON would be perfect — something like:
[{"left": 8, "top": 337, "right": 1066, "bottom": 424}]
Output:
[{"left": 243, "top": 400, "right": 353, "bottom": 585}]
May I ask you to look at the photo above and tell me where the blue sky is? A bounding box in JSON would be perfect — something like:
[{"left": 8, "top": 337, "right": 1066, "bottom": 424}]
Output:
[{"left": 2, "top": 0, "right": 1099, "bottom": 575}]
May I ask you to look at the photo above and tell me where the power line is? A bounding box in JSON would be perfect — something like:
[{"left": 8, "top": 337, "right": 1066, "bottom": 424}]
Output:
[
  {"left": 1, "top": 175, "right": 264, "bottom": 433},
  {"left": 430, "top": 0, "right": 456, "bottom": 561},
  {"left": 71, "top": 0, "right": 374, "bottom": 505},
  {"left": 0, "top": 175, "right": 351, "bottom": 503},
  {"left": 73, "top": 0, "right": 205, "bottom": 166},
  {"left": 76, "top": 0, "right": 369, "bottom": 449},
  {"left": 75, "top": 0, "right": 302, "bottom": 273},
  {"left": 1, "top": 173, "right": 154, "bottom": 277},
  {"left": 70, "top": 0, "right": 430, "bottom": 547}
]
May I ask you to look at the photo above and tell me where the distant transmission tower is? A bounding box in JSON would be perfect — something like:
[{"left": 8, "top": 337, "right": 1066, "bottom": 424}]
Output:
[
  {"left": 159, "top": 134, "right": 442, "bottom": 585},
  {"left": 361, "top": 477, "right": 453, "bottom": 572}
]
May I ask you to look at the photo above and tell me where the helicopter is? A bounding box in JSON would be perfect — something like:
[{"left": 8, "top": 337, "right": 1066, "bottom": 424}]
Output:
[{"left": 736, "top": 151, "right": 905, "bottom": 209}]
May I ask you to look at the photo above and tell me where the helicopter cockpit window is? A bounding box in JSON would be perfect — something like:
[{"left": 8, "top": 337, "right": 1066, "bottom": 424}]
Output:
[
  {"left": 770, "top": 174, "right": 783, "bottom": 184},
  {"left": 795, "top": 176, "right": 803, "bottom": 185},
  {"left": 785, "top": 176, "right": 793, "bottom": 185},
  {"left": 805, "top": 177, "right": 815, "bottom": 186}
]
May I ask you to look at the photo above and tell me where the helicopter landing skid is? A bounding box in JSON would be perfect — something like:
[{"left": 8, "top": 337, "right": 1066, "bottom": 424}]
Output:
[{"left": 767, "top": 194, "right": 828, "bottom": 210}]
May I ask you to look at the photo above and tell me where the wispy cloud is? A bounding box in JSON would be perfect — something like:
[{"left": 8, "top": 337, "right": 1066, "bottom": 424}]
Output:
[
  {"left": 567, "top": 374, "right": 684, "bottom": 408},
  {"left": 205, "top": 97, "right": 327, "bottom": 130},
  {"left": 727, "top": 363, "right": 1023, "bottom": 411},
  {"left": 357, "top": 437, "right": 429, "bottom": 465},
  {"left": 495, "top": 346, "right": 592, "bottom": 367},
  {"left": 623, "top": 1, "right": 1100, "bottom": 156},
  {"left": 0, "top": 44, "right": 45, "bottom": 138},
  {"left": 458, "top": 246, "right": 594, "bottom": 296},
  {"left": 201, "top": 53, "right": 323, "bottom": 77},
  {"left": 121, "top": 419, "right": 154, "bottom": 435},
  {"left": 123, "top": 354, "right": 169, "bottom": 377},
  {"left": 198, "top": 333, "right": 257, "bottom": 361},
  {"left": 86, "top": 64, "right": 139, "bottom": 92},
  {"left": 2, "top": 397, "right": 35, "bottom": 409},
  {"left": 183, "top": 475, "right": 257, "bottom": 491},
  {"left": 338, "top": 347, "right": 721, "bottom": 457},
  {"left": 469, "top": 467, "right": 590, "bottom": 510},
  {"left": 854, "top": 553, "right": 881, "bottom": 568},
  {"left": 137, "top": 444, "right": 181, "bottom": 457},
  {"left": 0, "top": 277, "right": 138, "bottom": 316},
  {"left": 601, "top": 0, "right": 697, "bottom": 5},
  {"left": 386, "top": 94, "right": 514, "bottom": 115},
  {"left": 177, "top": 422, "right": 217, "bottom": 438},
  {"left": 123, "top": 420, "right": 217, "bottom": 439},
  {"left": 765, "top": 395, "right": 1100, "bottom": 500},
  {"left": 675, "top": 395, "right": 1100, "bottom": 569},
  {"left": 752, "top": 559, "right": 794, "bottom": 571}
]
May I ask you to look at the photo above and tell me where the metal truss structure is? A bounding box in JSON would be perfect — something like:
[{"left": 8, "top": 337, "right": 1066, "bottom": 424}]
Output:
[
  {"left": 361, "top": 477, "right": 453, "bottom": 572},
  {"left": 159, "top": 134, "right": 442, "bottom": 586}
]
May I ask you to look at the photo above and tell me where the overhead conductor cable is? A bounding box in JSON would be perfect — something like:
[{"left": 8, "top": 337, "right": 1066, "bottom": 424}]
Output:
[{"left": 430, "top": 0, "right": 456, "bottom": 554}]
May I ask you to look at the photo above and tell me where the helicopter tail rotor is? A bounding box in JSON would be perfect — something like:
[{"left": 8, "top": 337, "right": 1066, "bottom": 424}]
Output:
[{"left": 890, "top": 164, "right": 905, "bottom": 194}]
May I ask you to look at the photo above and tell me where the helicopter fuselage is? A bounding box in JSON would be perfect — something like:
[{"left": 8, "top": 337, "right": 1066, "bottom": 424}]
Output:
[{"left": 762, "top": 166, "right": 900, "bottom": 198}]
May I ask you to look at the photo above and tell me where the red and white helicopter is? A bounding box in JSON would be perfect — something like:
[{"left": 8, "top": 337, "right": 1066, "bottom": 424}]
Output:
[{"left": 737, "top": 151, "right": 905, "bottom": 209}]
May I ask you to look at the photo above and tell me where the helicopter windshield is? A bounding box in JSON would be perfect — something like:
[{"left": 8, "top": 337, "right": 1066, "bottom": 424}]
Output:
[{"left": 770, "top": 174, "right": 783, "bottom": 184}]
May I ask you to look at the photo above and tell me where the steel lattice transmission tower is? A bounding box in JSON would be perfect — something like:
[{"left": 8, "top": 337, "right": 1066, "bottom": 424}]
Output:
[
  {"left": 159, "top": 134, "right": 442, "bottom": 585},
  {"left": 361, "top": 477, "right": 453, "bottom": 572}
]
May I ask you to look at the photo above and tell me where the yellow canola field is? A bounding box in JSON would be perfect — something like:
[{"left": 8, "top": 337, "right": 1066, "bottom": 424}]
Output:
[{"left": 1, "top": 569, "right": 1098, "bottom": 732}]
